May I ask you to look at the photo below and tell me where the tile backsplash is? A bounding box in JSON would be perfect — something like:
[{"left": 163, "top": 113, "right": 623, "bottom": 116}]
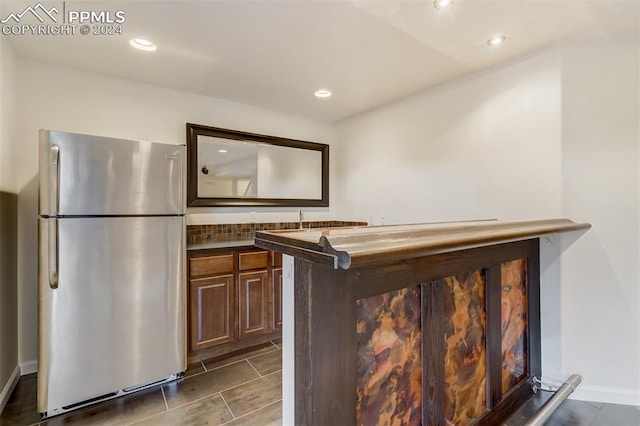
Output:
[{"left": 187, "top": 221, "right": 367, "bottom": 244}]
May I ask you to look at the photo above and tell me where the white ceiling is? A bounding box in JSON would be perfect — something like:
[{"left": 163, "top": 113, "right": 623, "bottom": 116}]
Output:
[{"left": 2, "top": 0, "right": 639, "bottom": 122}]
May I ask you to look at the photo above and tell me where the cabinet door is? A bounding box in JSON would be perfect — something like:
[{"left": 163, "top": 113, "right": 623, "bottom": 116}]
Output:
[
  {"left": 272, "top": 268, "right": 283, "bottom": 330},
  {"left": 189, "top": 275, "right": 236, "bottom": 351},
  {"left": 239, "top": 270, "right": 269, "bottom": 339}
]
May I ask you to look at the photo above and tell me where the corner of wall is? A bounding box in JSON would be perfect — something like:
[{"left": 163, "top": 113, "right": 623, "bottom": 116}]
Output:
[
  {"left": 0, "top": 365, "right": 20, "bottom": 415},
  {"left": 0, "top": 37, "right": 20, "bottom": 414},
  {"left": 570, "top": 385, "right": 640, "bottom": 406},
  {"left": 19, "top": 360, "right": 37, "bottom": 376}
]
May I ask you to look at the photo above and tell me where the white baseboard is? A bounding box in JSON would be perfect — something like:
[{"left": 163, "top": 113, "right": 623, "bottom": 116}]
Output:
[
  {"left": 20, "top": 360, "right": 37, "bottom": 375},
  {"left": 570, "top": 384, "right": 640, "bottom": 406},
  {"left": 0, "top": 365, "right": 21, "bottom": 414}
]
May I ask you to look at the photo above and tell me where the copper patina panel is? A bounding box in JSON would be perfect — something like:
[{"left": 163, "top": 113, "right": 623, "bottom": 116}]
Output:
[
  {"left": 501, "top": 258, "right": 528, "bottom": 394},
  {"left": 356, "top": 288, "right": 423, "bottom": 425},
  {"left": 443, "top": 270, "right": 487, "bottom": 425}
]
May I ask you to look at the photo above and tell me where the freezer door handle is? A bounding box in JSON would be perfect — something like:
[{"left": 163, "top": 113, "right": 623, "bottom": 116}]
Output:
[
  {"left": 49, "top": 145, "right": 60, "bottom": 289},
  {"left": 50, "top": 145, "right": 60, "bottom": 217}
]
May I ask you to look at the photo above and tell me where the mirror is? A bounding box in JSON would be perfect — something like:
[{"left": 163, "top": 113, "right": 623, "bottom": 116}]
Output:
[{"left": 187, "top": 123, "right": 329, "bottom": 207}]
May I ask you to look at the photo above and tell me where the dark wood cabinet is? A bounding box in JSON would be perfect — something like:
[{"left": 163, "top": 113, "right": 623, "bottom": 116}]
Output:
[
  {"left": 238, "top": 249, "right": 270, "bottom": 339},
  {"left": 271, "top": 252, "right": 283, "bottom": 330},
  {"left": 189, "top": 274, "right": 236, "bottom": 351},
  {"left": 187, "top": 247, "right": 281, "bottom": 363},
  {"left": 239, "top": 250, "right": 269, "bottom": 271},
  {"left": 189, "top": 253, "right": 234, "bottom": 278},
  {"left": 272, "top": 268, "right": 283, "bottom": 329},
  {"left": 239, "top": 270, "right": 269, "bottom": 338},
  {"left": 188, "top": 252, "right": 236, "bottom": 352}
]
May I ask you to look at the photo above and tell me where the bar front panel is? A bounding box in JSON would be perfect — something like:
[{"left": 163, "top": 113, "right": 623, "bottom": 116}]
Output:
[
  {"left": 443, "top": 270, "right": 488, "bottom": 424},
  {"left": 356, "top": 287, "right": 423, "bottom": 425},
  {"left": 501, "top": 258, "right": 528, "bottom": 395}
]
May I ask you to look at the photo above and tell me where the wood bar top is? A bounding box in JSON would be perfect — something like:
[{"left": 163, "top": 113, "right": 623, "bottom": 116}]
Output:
[{"left": 254, "top": 218, "right": 591, "bottom": 269}]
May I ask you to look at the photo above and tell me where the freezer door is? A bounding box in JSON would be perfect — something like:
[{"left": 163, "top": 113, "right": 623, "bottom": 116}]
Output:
[
  {"left": 38, "top": 216, "right": 185, "bottom": 413},
  {"left": 39, "top": 130, "right": 184, "bottom": 216}
]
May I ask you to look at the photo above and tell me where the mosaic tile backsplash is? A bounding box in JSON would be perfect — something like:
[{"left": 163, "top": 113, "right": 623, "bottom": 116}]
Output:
[{"left": 187, "top": 221, "right": 367, "bottom": 244}]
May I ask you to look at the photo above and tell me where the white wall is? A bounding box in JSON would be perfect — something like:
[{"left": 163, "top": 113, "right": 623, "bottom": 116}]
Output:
[
  {"left": 256, "top": 146, "right": 322, "bottom": 199},
  {"left": 15, "top": 58, "right": 337, "bottom": 369},
  {"left": 0, "top": 36, "right": 20, "bottom": 411},
  {"left": 0, "top": 38, "right": 17, "bottom": 193},
  {"left": 560, "top": 38, "right": 639, "bottom": 404},
  {"left": 336, "top": 38, "right": 640, "bottom": 405},
  {"left": 15, "top": 58, "right": 338, "bottom": 221},
  {"left": 335, "top": 48, "right": 563, "bottom": 225}
]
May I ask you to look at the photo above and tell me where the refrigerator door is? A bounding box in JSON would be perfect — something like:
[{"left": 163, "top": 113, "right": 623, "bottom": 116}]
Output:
[
  {"left": 38, "top": 216, "right": 185, "bottom": 413},
  {"left": 39, "top": 130, "right": 184, "bottom": 216}
]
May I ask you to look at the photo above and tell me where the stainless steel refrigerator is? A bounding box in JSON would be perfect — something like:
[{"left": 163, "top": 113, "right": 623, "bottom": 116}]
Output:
[{"left": 38, "top": 130, "right": 186, "bottom": 418}]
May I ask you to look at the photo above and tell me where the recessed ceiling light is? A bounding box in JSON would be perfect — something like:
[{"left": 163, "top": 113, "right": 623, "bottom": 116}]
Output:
[
  {"left": 487, "top": 34, "right": 506, "bottom": 47},
  {"left": 434, "top": 0, "right": 453, "bottom": 9},
  {"left": 129, "top": 38, "right": 157, "bottom": 52},
  {"left": 218, "top": 149, "right": 228, "bottom": 153},
  {"left": 314, "top": 89, "right": 332, "bottom": 98}
]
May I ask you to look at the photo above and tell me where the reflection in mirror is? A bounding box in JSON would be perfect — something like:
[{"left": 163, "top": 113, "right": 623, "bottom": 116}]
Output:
[
  {"left": 187, "top": 124, "right": 329, "bottom": 207},
  {"left": 197, "top": 136, "right": 259, "bottom": 198},
  {"left": 197, "top": 136, "right": 323, "bottom": 200}
]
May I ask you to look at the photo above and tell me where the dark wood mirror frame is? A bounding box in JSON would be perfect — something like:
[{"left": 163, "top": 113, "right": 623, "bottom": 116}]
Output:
[{"left": 187, "top": 123, "right": 329, "bottom": 207}]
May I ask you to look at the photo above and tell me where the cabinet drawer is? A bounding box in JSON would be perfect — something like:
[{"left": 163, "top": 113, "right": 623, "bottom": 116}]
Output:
[
  {"left": 239, "top": 251, "right": 269, "bottom": 271},
  {"left": 190, "top": 254, "right": 234, "bottom": 277}
]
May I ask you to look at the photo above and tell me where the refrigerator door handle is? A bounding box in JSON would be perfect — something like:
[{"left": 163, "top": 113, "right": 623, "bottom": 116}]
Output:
[
  {"left": 49, "top": 145, "right": 60, "bottom": 289},
  {"left": 50, "top": 145, "right": 60, "bottom": 217},
  {"left": 49, "top": 219, "right": 58, "bottom": 289}
]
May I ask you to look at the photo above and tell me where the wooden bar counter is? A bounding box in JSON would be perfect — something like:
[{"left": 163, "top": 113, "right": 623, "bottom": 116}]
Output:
[{"left": 255, "top": 219, "right": 590, "bottom": 426}]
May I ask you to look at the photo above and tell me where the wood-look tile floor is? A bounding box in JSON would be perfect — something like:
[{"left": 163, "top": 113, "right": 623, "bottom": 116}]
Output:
[
  {"left": 0, "top": 341, "right": 282, "bottom": 426},
  {"left": 4, "top": 340, "right": 640, "bottom": 426}
]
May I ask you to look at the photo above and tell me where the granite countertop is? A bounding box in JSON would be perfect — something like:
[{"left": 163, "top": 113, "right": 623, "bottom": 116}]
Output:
[{"left": 187, "top": 239, "right": 255, "bottom": 251}]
